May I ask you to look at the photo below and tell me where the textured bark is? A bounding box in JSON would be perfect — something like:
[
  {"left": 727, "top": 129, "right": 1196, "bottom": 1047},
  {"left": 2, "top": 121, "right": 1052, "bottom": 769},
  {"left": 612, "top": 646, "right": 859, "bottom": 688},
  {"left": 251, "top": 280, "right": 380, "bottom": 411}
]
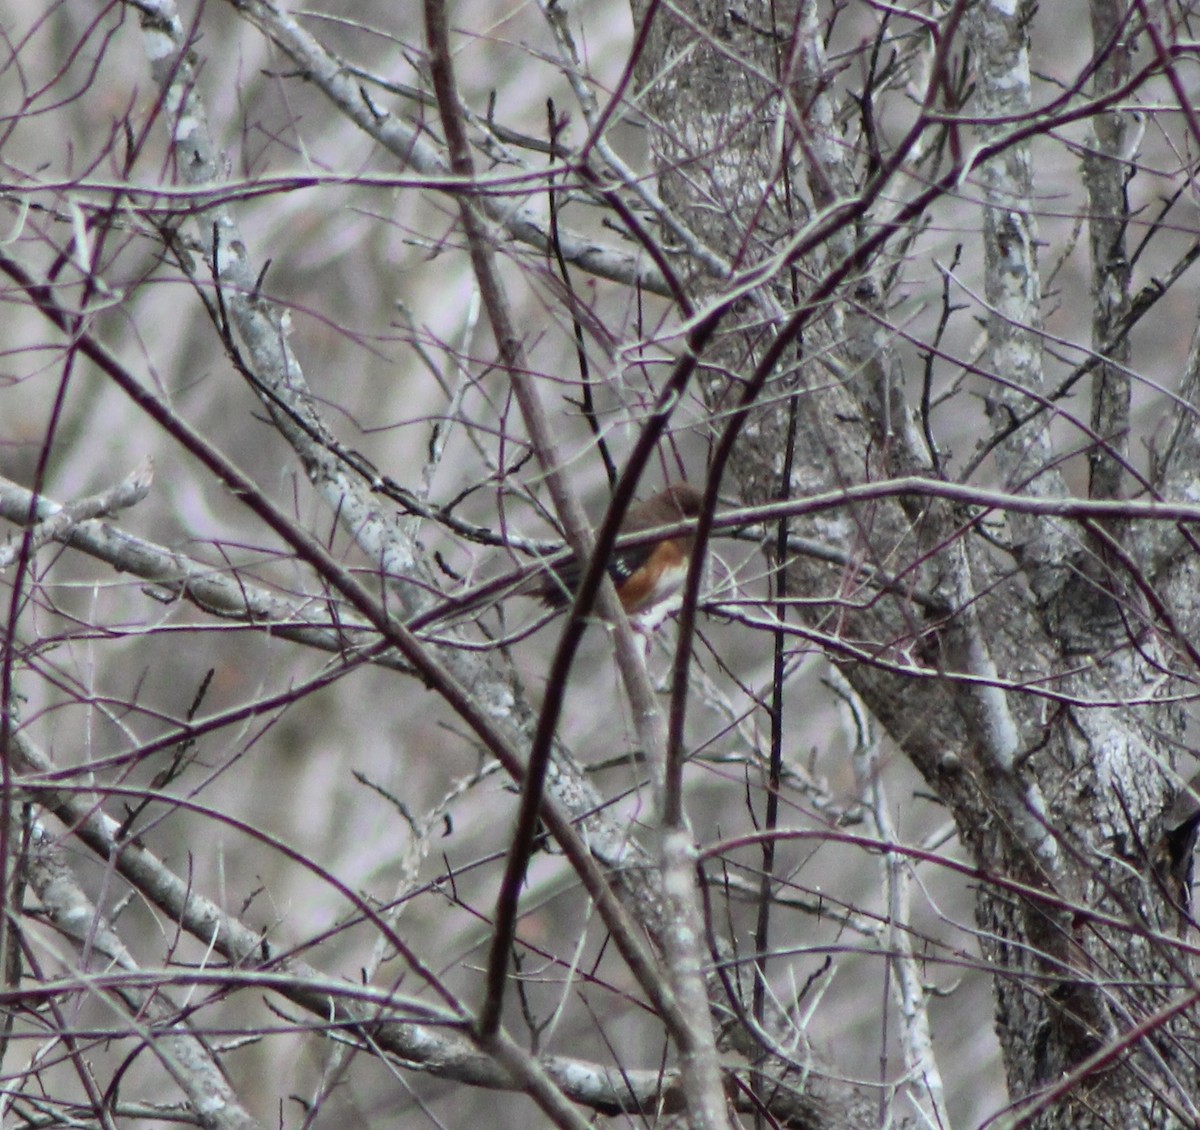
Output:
[{"left": 630, "top": 0, "right": 1198, "bottom": 1124}]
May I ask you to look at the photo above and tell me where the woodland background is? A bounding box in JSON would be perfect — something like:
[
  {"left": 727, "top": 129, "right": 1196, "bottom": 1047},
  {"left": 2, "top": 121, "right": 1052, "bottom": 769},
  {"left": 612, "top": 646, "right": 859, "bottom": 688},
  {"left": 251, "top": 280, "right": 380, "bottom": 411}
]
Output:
[{"left": 4, "top": 0, "right": 1200, "bottom": 1127}]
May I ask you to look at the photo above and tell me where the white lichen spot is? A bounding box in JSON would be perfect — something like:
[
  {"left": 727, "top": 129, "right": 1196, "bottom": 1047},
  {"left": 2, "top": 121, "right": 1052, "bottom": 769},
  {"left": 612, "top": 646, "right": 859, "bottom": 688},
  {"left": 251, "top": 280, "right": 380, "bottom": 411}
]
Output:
[
  {"left": 988, "top": 62, "right": 1029, "bottom": 94},
  {"left": 143, "top": 29, "right": 175, "bottom": 62},
  {"left": 64, "top": 906, "right": 91, "bottom": 929},
  {"left": 481, "top": 681, "right": 515, "bottom": 718},
  {"left": 195, "top": 1092, "right": 224, "bottom": 1115},
  {"left": 173, "top": 114, "right": 200, "bottom": 143},
  {"left": 214, "top": 239, "right": 243, "bottom": 276}
]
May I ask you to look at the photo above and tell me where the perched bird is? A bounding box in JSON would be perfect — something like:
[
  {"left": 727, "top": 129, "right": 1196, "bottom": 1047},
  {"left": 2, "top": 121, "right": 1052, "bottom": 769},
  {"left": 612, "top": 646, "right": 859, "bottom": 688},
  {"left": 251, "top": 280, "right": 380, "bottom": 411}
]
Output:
[
  {"left": 410, "top": 483, "right": 705, "bottom": 634},
  {"left": 532, "top": 482, "right": 705, "bottom": 624}
]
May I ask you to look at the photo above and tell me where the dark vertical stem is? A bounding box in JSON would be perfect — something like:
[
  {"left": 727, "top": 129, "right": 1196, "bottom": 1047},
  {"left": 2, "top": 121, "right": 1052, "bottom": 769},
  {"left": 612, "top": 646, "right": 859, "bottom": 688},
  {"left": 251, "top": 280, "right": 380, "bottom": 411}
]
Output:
[
  {"left": 751, "top": 392, "right": 799, "bottom": 1123},
  {"left": 546, "top": 101, "right": 617, "bottom": 489},
  {"left": 1085, "top": 0, "right": 1136, "bottom": 502}
]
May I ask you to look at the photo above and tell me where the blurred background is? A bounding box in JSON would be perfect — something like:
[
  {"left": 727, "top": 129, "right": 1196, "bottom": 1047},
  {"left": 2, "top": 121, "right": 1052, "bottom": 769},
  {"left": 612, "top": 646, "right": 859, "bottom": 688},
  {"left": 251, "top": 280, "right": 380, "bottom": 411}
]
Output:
[{"left": 5, "top": 0, "right": 1200, "bottom": 1125}]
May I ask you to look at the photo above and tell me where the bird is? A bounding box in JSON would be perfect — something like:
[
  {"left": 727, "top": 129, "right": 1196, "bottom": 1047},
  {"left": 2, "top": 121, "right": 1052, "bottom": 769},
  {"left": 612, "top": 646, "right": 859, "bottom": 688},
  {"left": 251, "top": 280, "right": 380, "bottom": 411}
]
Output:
[
  {"left": 409, "top": 483, "right": 705, "bottom": 635},
  {"left": 531, "top": 482, "right": 705, "bottom": 625}
]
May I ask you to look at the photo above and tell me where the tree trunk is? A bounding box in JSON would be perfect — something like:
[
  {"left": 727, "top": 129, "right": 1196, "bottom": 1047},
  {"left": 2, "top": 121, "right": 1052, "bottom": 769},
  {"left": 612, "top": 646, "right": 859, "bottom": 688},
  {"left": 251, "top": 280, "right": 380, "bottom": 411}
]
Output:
[{"left": 630, "top": 0, "right": 1198, "bottom": 1123}]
